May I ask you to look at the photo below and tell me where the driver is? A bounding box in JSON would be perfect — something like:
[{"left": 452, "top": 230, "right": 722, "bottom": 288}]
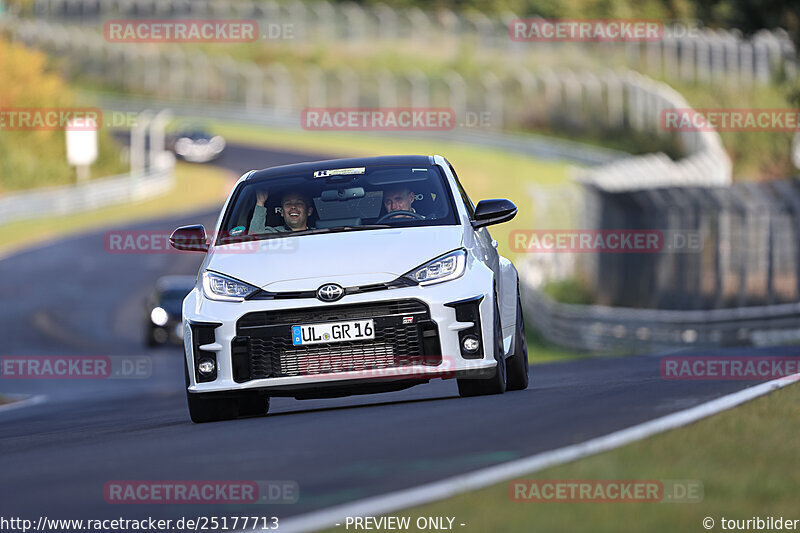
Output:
[
  {"left": 382, "top": 185, "right": 422, "bottom": 218},
  {"left": 249, "top": 189, "right": 314, "bottom": 234}
]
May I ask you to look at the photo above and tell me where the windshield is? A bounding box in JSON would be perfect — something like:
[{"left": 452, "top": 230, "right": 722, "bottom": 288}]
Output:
[
  {"left": 217, "top": 164, "right": 458, "bottom": 244},
  {"left": 158, "top": 290, "right": 190, "bottom": 314}
]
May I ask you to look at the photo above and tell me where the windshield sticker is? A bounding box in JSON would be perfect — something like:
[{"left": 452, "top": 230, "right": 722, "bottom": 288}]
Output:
[
  {"left": 314, "top": 167, "right": 365, "bottom": 178},
  {"left": 230, "top": 225, "right": 245, "bottom": 236},
  {"left": 412, "top": 168, "right": 427, "bottom": 172}
]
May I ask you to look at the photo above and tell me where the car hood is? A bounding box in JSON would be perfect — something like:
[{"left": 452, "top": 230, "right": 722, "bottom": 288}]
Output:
[{"left": 205, "top": 226, "right": 464, "bottom": 291}]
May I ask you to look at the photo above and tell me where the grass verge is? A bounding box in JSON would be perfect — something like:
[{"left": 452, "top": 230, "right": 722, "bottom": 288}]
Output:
[
  {"left": 526, "top": 328, "right": 592, "bottom": 364},
  {"left": 0, "top": 161, "right": 234, "bottom": 257},
  {"left": 354, "top": 381, "right": 800, "bottom": 533}
]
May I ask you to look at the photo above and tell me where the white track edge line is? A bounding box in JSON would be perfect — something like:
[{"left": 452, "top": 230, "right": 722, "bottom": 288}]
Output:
[
  {"left": 272, "top": 375, "right": 800, "bottom": 533},
  {"left": 0, "top": 394, "right": 47, "bottom": 413}
]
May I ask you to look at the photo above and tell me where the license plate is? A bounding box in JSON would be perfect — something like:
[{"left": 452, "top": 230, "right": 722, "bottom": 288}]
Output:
[{"left": 292, "top": 319, "right": 375, "bottom": 346}]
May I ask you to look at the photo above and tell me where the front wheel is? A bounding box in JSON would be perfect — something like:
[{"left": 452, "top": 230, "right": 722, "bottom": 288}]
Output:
[
  {"left": 186, "top": 392, "right": 238, "bottom": 423},
  {"left": 186, "top": 391, "right": 270, "bottom": 423},
  {"left": 184, "top": 357, "right": 270, "bottom": 423},
  {"left": 505, "top": 289, "right": 530, "bottom": 391},
  {"left": 236, "top": 391, "right": 270, "bottom": 418},
  {"left": 457, "top": 294, "right": 507, "bottom": 397}
]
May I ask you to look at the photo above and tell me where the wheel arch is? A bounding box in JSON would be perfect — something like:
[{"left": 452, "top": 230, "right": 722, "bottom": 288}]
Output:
[{"left": 498, "top": 255, "right": 519, "bottom": 356}]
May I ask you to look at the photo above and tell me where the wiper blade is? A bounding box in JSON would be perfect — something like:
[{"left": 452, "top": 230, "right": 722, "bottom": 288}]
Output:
[
  {"left": 303, "top": 225, "right": 392, "bottom": 235},
  {"left": 219, "top": 225, "right": 392, "bottom": 243},
  {"left": 334, "top": 224, "right": 392, "bottom": 231}
]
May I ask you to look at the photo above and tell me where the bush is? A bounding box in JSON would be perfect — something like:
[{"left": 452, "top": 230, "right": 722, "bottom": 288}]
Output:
[
  {"left": 0, "top": 37, "right": 125, "bottom": 193},
  {"left": 542, "top": 277, "right": 594, "bottom": 304}
]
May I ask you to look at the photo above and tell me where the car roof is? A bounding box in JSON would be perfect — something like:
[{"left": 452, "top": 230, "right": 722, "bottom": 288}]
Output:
[{"left": 246, "top": 155, "right": 436, "bottom": 181}]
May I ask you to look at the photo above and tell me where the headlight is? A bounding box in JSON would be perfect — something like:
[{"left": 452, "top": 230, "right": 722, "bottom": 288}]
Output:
[
  {"left": 404, "top": 249, "right": 467, "bottom": 286},
  {"left": 150, "top": 306, "right": 169, "bottom": 326},
  {"left": 174, "top": 138, "right": 191, "bottom": 155},
  {"left": 208, "top": 136, "right": 226, "bottom": 152},
  {"left": 201, "top": 271, "right": 258, "bottom": 301}
]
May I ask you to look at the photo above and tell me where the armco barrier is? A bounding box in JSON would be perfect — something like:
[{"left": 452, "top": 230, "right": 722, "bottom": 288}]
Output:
[
  {"left": 520, "top": 268, "right": 800, "bottom": 353},
  {"left": 21, "top": 0, "right": 799, "bottom": 86},
  {"left": 0, "top": 161, "right": 174, "bottom": 225}
]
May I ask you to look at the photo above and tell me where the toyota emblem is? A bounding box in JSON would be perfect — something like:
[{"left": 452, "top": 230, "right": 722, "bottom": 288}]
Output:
[{"left": 317, "top": 283, "right": 344, "bottom": 302}]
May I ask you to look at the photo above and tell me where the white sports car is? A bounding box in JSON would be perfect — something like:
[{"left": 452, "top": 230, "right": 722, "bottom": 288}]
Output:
[{"left": 170, "top": 155, "right": 529, "bottom": 422}]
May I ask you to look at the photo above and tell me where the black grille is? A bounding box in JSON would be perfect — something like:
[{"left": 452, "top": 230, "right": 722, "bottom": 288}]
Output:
[{"left": 233, "top": 299, "right": 441, "bottom": 382}]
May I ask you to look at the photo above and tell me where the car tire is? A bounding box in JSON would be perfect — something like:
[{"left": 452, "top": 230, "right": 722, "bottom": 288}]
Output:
[
  {"left": 457, "top": 293, "right": 507, "bottom": 397},
  {"left": 186, "top": 392, "right": 238, "bottom": 423},
  {"left": 146, "top": 328, "right": 158, "bottom": 347},
  {"left": 183, "top": 355, "right": 238, "bottom": 423},
  {"left": 505, "top": 288, "right": 529, "bottom": 391},
  {"left": 236, "top": 391, "right": 270, "bottom": 418}
]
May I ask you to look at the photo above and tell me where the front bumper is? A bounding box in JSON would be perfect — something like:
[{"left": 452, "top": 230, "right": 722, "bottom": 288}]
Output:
[{"left": 183, "top": 269, "right": 497, "bottom": 394}]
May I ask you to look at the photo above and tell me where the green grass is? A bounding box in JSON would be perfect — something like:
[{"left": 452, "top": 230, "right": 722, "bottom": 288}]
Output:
[
  {"left": 353, "top": 382, "right": 800, "bottom": 533},
  {"left": 667, "top": 80, "right": 799, "bottom": 181},
  {"left": 0, "top": 161, "right": 234, "bottom": 256},
  {"left": 526, "top": 327, "right": 592, "bottom": 364}
]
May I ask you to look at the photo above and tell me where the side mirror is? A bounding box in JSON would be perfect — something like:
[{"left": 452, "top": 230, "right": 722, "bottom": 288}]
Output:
[
  {"left": 169, "top": 225, "right": 210, "bottom": 252},
  {"left": 472, "top": 199, "right": 517, "bottom": 228}
]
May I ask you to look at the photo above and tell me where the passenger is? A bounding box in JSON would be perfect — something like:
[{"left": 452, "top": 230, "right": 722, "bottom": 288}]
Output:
[{"left": 249, "top": 190, "right": 314, "bottom": 233}]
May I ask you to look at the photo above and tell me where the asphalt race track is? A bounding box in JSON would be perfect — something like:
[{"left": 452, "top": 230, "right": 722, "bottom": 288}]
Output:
[{"left": 1, "top": 142, "right": 796, "bottom": 526}]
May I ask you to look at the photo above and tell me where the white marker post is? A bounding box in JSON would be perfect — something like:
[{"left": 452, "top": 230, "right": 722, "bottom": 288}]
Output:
[
  {"left": 65, "top": 117, "right": 98, "bottom": 182},
  {"left": 792, "top": 131, "right": 800, "bottom": 171}
]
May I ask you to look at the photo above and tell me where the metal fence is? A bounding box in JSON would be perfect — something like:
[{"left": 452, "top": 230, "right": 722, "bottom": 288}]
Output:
[
  {"left": 0, "top": 159, "right": 174, "bottom": 225},
  {"left": 88, "top": 92, "right": 628, "bottom": 167},
  {"left": 519, "top": 177, "right": 800, "bottom": 353},
  {"left": 521, "top": 277, "right": 800, "bottom": 353},
  {"left": 0, "top": 15, "right": 732, "bottom": 193},
  {"left": 21, "top": 0, "right": 799, "bottom": 86},
  {"left": 581, "top": 180, "right": 800, "bottom": 309}
]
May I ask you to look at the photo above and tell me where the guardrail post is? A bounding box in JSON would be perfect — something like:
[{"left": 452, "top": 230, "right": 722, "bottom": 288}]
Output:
[
  {"left": 377, "top": 69, "right": 398, "bottom": 108},
  {"left": 306, "top": 65, "right": 326, "bottom": 108},
  {"left": 149, "top": 109, "right": 172, "bottom": 170},
  {"left": 131, "top": 109, "right": 153, "bottom": 175}
]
